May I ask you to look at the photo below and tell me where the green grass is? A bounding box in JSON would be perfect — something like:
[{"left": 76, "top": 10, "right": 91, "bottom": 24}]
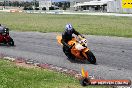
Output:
[
  {"left": 0, "top": 59, "right": 111, "bottom": 88},
  {"left": 0, "top": 12, "right": 132, "bottom": 37}
]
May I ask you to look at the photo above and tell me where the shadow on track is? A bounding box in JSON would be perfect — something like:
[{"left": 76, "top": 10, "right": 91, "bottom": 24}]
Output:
[
  {"left": 66, "top": 57, "right": 98, "bottom": 65},
  {"left": 0, "top": 43, "right": 16, "bottom": 47}
]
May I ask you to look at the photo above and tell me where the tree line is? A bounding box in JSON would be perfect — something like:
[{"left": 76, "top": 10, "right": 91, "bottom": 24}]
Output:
[
  {"left": 0, "top": 1, "right": 39, "bottom": 8},
  {"left": 0, "top": 0, "right": 70, "bottom": 10}
]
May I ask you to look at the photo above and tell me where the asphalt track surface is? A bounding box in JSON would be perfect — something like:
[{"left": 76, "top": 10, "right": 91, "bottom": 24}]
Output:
[{"left": 0, "top": 32, "right": 132, "bottom": 82}]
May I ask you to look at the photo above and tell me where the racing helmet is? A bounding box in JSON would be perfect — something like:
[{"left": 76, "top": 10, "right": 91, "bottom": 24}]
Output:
[{"left": 65, "top": 24, "right": 73, "bottom": 34}]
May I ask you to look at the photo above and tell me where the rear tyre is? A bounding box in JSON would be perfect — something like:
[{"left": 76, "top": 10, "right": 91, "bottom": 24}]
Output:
[
  {"left": 85, "top": 51, "right": 96, "bottom": 64},
  {"left": 8, "top": 38, "right": 14, "bottom": 46}
]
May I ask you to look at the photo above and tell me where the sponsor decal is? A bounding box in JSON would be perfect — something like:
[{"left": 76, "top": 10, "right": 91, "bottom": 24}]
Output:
[
  {"left": 80, "top": 67, "right": 131, "bottom": 87},
  {"left": 122, "top": 0, "right": 132, "bottom": 8}
]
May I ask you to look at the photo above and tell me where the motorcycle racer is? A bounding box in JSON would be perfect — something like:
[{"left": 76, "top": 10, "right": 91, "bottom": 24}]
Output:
[
  {"left": 61, "top": 24, "right": 85, "bottom": 60},
  {"left": 0, "top": 24, "right": 14, "bottom": 46},
  {"left": 0, "top": 24, "right": 9, "bottom": 35},
  {"left": 56, "top": 24, "right": 96, "bottom": 63},
  {"left": 61, "top": 24, "right": 84, "bottom": 50}
]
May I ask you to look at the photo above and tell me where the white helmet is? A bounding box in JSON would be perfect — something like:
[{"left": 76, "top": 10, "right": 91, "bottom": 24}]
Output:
[{"left": 65, "top": 24, "right": 73, "bottom": 34}]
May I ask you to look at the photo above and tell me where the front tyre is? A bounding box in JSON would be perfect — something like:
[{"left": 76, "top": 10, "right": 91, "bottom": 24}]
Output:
[
  {"left": 8, "top": 38, "right": 14, "bottom": 46},
  {"left": 85, "top": 51, "right": 96, "bottom": 64}
]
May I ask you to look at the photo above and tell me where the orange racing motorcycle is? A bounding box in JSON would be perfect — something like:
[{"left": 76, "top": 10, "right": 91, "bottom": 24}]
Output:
[{"left": 56, "top": 35, "right": 96, "bottom": 64}]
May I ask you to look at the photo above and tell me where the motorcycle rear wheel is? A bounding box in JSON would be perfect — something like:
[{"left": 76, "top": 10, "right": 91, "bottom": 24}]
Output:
[{"left": 85, "top": 51, "right": 96, "bottom": 64}]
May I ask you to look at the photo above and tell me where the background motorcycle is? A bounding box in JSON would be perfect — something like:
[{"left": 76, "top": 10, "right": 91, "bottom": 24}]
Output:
[{"left": 0, "top": 27, "right": 14, "bottom": 46}]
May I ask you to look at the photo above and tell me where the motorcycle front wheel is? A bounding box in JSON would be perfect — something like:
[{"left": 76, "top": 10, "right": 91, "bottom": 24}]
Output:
[
  {"left": 8, "top": 38, "right": 14, "bottom": 46},
  {"left": 85, "top": 50, "right": 96, "bottom": 64}
]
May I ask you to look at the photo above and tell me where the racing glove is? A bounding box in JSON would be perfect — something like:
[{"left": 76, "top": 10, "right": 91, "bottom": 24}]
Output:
[
  {"left": 80, "top": 34, "right": 85, "bottom": 38},
  {"left": 78, "top": 35, "right": 85, "bottom": 38}
]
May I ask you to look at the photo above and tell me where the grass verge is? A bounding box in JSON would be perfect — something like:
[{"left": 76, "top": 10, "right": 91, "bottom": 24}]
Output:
[
  {"left": 0, "top": 12, "right": 132, "bottom": 37},
  {"left": 0, "top": 59, "right": 111, "bottom": 88}
]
